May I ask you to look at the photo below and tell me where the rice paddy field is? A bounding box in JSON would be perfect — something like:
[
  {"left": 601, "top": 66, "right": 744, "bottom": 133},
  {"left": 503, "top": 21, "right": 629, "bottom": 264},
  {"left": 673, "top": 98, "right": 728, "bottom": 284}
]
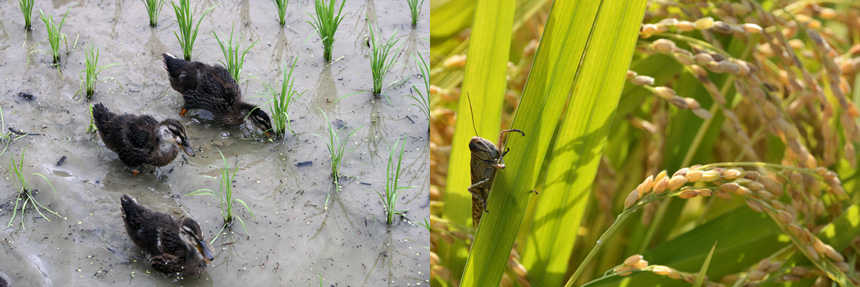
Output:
[{"left": 0, "top": 0, "right": 429, "bottom": 286}]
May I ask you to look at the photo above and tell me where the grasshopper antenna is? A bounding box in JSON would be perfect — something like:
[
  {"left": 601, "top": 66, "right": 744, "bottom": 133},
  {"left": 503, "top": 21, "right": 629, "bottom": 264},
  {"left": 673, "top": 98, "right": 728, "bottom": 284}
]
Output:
[{"left": 466, "top": 92, "right": 479, "bottom": 137}]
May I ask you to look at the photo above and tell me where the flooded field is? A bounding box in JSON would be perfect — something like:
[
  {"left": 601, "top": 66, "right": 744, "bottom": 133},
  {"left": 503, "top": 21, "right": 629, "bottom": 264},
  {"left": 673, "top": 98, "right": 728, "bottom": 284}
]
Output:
[{"left": 0, "top": 0, "right": 429, "bottom": 286}]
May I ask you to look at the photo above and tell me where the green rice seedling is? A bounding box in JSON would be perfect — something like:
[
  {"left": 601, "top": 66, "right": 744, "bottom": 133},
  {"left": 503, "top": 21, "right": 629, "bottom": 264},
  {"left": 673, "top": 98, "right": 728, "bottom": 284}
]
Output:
[
  {"left": 39, "top": 9, "right": 69, "bottom": 64},
  {"left": 86, "top": 105, "right": 98, "bottom": 133},
  {"left": 142, "top": 0, "right": 166, "bottom": 27},
  {"left": 264, "top": 56, "right": 305, "bottom": 137},
  {"left": 7, "top": 147, "right": 62, "bottom": 229},
  {"left": 376, "top": 138, "right": 412, "bottom": 225},
  {"left": 213, "top": 24, "right": 257, "bottom": 83},
  {"left": 409, "top": 53, "right": 430, "bottom": 120},
  {"left": 273, "top": 0, "right": 288, "bottom": 25},
  {"left": 0, "top": 106, "right": 24, "bottom": 156},
  {"left": 307, "top": 0, "right": 346, "bottom": 62},
  {"left": 406, "top": 0, "right": 424, "bottom": 27},
  {"left": 171, "top": 0, "right": 212, "bottom": 61},
  {"left": 315, "top": 108, "right": 363, "bottom": 209},
  {"left": 187, "top": 150, "right": 254, "bottom": 241},
  {"left": 77, "top": 45, "right": 118, "bottom": 100},
  {"left": 368, "top": 26, "right": 401, "bottom": 97},
  {"left": 19, "top": 0, "right": 34, "bottom": 30}
]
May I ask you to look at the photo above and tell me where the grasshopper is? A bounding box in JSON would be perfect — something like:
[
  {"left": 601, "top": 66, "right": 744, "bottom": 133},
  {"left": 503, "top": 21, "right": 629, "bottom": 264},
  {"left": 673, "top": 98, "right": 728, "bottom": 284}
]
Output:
[
  {"left": 468, "top": 129, "right": 524, "bottom": 228},
  {"left": 464, "top": 93, "right": 525, "bottom": 228}
]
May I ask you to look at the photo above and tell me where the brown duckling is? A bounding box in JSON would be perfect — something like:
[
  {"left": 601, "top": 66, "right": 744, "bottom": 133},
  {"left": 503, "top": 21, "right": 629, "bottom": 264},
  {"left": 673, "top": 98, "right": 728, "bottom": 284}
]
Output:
[
  {"left": 162, "top": 53, "right": 273, "bottom": 136},
  {"left": 120, "top": 194, "right": 214, "bottom": 277},
  {"left": 92, "top": 103, "right": 195, "bottom": 175}
]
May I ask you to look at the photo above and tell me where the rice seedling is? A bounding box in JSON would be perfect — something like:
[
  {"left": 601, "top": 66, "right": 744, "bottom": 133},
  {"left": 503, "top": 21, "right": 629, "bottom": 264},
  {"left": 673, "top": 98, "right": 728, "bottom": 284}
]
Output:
[
  {"left": 187, "top": 150, "right": 254, "bottom": 241},
  {"left": 376, "top": 138, "right": 412, "bottom": 225},
  {"left": 171, "top": 0, "right": 212, "bottom": 61},
  {"left": 213, "top": 24, "right": 257, "bottom": 84},
  {"left": 408, "top": 53, "right": 430, "bottom": 120},
  {"left": 77, "top": 45, "right": 118, "bottom": 100},
  {"left": 19, "top": 0, "right": 34, "bottom": 30},
  {"left": 406, "top": 0, "right": 424, "bottom": 27},
  {"left": 264, "top": 56, "right": 304, "bottom": 137},
  {"left": 307, "top": 0, "right": 346, "bottom": 62},
  {"left": 273, "top": 0, "right": 288, "bottom": 25},
  {"left": 142, "top": 0, "right": 166, "bottom": 27},
  {"left": 6, "top": 147, "right": 62, "bottom": 229},
  {"left": 86, "top": 105, "right": 98, "bottom": 133},
  {"left": 39, "top": 9, "right": 69, "bottom": 64},
  {"left": 368, "top": 26, "right": 401, "bottom": 97},
  {"left": 315, "top": 108, "right": 363, "bottom": 209}
]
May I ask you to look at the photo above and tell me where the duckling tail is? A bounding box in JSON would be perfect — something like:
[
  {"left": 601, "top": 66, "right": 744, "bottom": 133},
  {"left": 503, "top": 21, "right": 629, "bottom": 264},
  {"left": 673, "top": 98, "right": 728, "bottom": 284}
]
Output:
[
  {"left": 120, "top": 194, "right": 140, "bottom": 219},
  {"left": 92, "top": 103, "right": 113, "bottom": 128},
  {"left": 162, "top": 53, "right": 185, "bottom": 79}
]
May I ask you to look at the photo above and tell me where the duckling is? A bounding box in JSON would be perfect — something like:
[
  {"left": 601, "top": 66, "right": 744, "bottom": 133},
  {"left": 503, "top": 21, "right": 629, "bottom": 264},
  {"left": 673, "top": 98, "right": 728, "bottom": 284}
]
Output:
[
  {"left": 120, "top": 194, "right": 214, "bottom": 277},
  {"left": 92, "top": 103, "right": 195, "bottom": 175},
  {"left": 162, "top": 53, "right": 273, "bottom": 136}
]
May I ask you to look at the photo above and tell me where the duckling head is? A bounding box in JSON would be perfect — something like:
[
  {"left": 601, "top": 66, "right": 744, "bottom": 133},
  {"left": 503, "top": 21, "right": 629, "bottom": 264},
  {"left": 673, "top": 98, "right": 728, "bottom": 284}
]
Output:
[
  {"left": 157, "top": 119, "right": 195, "bottom": 157},
  {"left": 180, "top": 217, "right": 215, "bottom": 263}
]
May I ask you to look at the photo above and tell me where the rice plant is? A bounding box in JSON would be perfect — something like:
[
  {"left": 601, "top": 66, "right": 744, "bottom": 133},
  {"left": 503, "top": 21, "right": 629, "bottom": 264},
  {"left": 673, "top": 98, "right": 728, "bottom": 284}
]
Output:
[
  {"left": 316, "top": 108, "right": 362, "bottom": 209},
  {"left": 86, "top": 105, "right": 98, "bottom": 133},
  {"left": 368, "top": 26, "right": 401, "bottom": 97},
  {"left": 376, "top": 138, "right": 411, "bottom": 225},
  {"left": 187, "top": 150, "right": 254, "bottom": 241},
  {"left": 264, "top": 56, "right": 305, "bottom": 137},
  {"left": 142, "top": 0, "right": 166, "bottom": 27},
  {"left": 430, "top": 0, "right": 860, "bottom": 286},
  {"left": 307, "top": 0, "right": 346, "bottom": 62},
  {"left": 273, "top": 0, "right": 288, "bottom": 25},
  {"left": 409, "top": 53, "right": 430, "bottom": 120},
  {"left": 77, "top": 45, "right": 118, "bottom": 100},
  {"left": 7, "top": 147, "right": 62, "bottom": 229},
  {"left": 19, "top": 0, "right": 34, "bottom": 30},
  {"left": 406, "top": 0, "right": 424, "bottom": 27},
  {"left": 171, "top": 0, "right": 212, "bottom": 61},
  {"left": 213, "top": 24, "right": 257, "bottom": 84},
  {"left": 39, "top": 9, "right": 69, "bottom": 64}
]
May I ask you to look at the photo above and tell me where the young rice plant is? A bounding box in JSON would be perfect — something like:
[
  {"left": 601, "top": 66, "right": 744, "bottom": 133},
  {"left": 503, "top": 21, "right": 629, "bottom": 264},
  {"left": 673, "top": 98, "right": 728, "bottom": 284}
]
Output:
[
  {"left": 171, "top": 0, "right": 212, "bottom": 61},
  {"left": 273, "top": 0, "right": 288, "bottom": 25},
  {"left": 307, "top": 0, "right": 346, "bottom": 62},
  {"left": 39, "top": 9, "right": 69, "bottom": 64},
  {"left": 316, "top": 108, "right": 362, "bottom": 209},
  {"left": 409, "top": 53, "right": 430, "bottom": 120},
  {"left": 376, "top": 138, "right": 411, "bottom": 225},
  {"left": 78, "top": 45, "right": 118, "bottom": 100},
  {"left": 213, "top": 24, "right": 257, "bottom": 84},
  {"left": 264, "top": 56, "right": 304, "bottom": 137},
  {"left": 142, "top": 0, "right": 166, "bottom": 27},
  {"left": 368, "top": 26, "right": 401, "bottom": 98},
  {"left": 19, "top": 0, "right": 35, "bottom": 30},
  {"left": 406, "top": 0, "right": 424, "bottom": 27},
  {"left": 7, "top": 147, "right": 62, "bottom": 229},
  {"left": 187, "top": 150, "right": 254, "bottom": 241}
]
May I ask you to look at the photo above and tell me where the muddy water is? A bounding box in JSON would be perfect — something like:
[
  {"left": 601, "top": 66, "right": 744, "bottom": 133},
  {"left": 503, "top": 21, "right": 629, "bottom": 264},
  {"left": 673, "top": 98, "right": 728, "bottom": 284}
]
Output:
[{"left": 0, "top": 0, "right": 429, "bottom": 286}]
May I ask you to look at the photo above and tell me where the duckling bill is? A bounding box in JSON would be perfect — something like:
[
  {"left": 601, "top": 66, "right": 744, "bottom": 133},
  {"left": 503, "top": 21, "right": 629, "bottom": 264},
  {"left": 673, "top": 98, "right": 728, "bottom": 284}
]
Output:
[
  {"left": 121, "top": 194, "right": 214, "bottom": 277},
  {"left": 162, "top": 53, "right": 273, "bottom": 136},
  {"left": 92, "top": 103, "right": 194, "bottom": 175}
]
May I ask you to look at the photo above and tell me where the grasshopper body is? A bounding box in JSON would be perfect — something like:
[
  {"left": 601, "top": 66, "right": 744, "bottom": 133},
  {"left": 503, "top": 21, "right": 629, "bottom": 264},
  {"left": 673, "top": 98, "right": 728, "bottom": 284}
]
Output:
[{"left": 468, "top": 129, "right": 524, "bottom": 228}]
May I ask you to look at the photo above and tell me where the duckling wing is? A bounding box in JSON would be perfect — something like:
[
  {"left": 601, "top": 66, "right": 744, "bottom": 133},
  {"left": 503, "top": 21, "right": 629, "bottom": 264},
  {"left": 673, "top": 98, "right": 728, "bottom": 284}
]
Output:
[
  {"left": 113, "top": 116, "right": 158, "bottom": 167},
  {"left": 205, "top": 65, "right": 241, "bottom": 106},
  {"left": 156, "top": 226, "right": 189, "bottom": 258},
  {"left": 150, "top": 254, "right": 185, "bottom": 275}
]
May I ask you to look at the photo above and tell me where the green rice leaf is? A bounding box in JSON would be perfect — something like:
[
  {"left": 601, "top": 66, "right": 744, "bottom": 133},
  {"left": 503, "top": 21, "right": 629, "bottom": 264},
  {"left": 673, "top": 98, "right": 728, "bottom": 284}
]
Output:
[{"left": 460, "top": 0, "right": 647, "bottom": 285}]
